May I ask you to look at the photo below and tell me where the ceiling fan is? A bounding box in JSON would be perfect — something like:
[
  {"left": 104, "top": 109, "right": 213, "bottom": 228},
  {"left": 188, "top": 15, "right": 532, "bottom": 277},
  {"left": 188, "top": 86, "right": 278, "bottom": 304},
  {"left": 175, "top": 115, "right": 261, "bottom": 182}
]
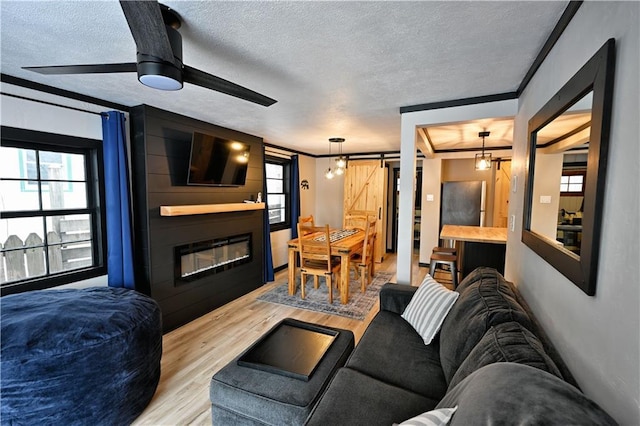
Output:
[{"left": 23, "top": 1, "right": 277, "bottom": 107}]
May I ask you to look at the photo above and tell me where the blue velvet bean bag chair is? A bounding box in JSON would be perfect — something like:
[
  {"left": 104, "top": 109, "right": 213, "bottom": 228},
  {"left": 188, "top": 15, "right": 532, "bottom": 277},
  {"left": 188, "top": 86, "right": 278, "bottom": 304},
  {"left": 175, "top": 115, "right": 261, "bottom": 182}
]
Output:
[{"left": 1, "top": 287, "right": 162, "bottom": 425}]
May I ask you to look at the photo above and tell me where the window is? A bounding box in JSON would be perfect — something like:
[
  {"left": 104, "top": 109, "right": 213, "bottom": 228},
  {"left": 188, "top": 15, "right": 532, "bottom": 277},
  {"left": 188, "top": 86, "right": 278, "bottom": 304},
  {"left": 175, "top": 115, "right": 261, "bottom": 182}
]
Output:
[
  {"left": 0, "top": 127, "right": 106, "bottom": 295},
  {"left": 560, "top": 170, "right": 586, "bottom": 196},
  {"left": 265, "top": 156, "right": 291, "bottom": 231}
]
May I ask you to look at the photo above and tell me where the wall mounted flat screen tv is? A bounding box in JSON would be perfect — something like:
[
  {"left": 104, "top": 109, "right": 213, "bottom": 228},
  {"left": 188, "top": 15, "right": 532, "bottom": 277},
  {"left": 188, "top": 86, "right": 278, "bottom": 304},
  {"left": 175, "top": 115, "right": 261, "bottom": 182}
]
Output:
[{"left": 187, "top": 132, "right": 250, "bottom": 186}]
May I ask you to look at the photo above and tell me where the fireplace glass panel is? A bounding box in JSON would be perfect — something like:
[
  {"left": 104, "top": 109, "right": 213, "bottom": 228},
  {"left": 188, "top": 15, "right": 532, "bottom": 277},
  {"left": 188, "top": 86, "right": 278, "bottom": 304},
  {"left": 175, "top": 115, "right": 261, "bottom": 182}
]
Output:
[{"left": 174, "top": 233, "right": 252, "bottom": 285}]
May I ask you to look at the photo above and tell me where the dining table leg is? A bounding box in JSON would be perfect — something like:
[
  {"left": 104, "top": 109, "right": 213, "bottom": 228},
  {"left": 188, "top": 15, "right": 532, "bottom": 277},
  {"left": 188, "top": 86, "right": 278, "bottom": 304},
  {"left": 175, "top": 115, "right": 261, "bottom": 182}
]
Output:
[
  {"left": 340, "top": 253, "right": 350, "bottom": 304},
  {"left": 288, "top": 246, "right": 296, "bottom": 295}
]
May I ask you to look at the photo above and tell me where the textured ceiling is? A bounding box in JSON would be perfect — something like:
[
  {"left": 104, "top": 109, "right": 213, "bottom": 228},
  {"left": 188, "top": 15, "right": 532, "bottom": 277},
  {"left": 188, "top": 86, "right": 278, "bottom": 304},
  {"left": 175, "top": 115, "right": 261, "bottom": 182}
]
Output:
[{"left": 1, "top": 1, "right": 568, "bottom": 155}]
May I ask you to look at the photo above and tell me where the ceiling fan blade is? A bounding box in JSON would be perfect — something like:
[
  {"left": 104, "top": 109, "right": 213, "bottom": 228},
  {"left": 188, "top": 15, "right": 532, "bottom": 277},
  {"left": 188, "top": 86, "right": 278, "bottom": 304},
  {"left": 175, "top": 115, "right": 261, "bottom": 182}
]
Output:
[
  {"left": 23, "top": 63, "right": 138, "bottom": 75},
  {"left": 119, "top": 0, "right": 175, "bottom": 65},
  {"left": 183, "top": 65, "right": 277, "bottom": 107}
]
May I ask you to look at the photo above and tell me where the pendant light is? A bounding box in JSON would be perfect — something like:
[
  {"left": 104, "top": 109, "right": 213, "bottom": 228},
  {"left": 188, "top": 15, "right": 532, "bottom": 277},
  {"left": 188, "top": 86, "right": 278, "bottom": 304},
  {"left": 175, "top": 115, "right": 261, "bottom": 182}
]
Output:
[
  {"left": 475, "top": 131, "right": 492, "bottom": 171},
  {"left": 324, "top": 138, "right": 333, "bottom": 179},
  {"left": 332, "top": 138, "right": 347, "bottom": 171},
  {"left": 325, "top": 137, "right": 347, "bottom": 179}
]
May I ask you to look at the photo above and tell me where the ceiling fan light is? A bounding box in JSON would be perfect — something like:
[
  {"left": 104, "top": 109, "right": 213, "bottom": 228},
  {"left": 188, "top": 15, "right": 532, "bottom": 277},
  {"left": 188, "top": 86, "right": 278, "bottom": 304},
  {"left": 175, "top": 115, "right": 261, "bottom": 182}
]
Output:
[
  {"left": 137, "top": 60, "right": 183, "bottom": 91},
  {"left": 139, "top": 73, "right": 183, "bottom": 90}
]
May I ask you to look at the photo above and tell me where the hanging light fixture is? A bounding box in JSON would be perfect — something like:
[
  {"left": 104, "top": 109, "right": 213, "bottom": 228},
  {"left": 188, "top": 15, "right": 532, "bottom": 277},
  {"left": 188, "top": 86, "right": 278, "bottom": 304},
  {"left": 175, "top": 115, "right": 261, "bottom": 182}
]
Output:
[
  {"left": 332, "top": 137, "right": 347, "bottom": 171},
  {"left": 475, "top": 131, "right": 492, "bottom": 170},
  {"left": 324, "top": 138, "right": 334, "bottom": 179},
  {"left": 325, "top": 137, "right": 346, "bottom": 179},
  {"left": 325, "top": 166, "right": 334, "bottom": 179}
]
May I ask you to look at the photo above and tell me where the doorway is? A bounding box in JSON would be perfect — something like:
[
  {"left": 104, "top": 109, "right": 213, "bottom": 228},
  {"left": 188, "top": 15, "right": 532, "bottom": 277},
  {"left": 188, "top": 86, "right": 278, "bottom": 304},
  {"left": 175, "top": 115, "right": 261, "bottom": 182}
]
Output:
[{"left": 391, "top": 167, "right": 422, "bottom": 252}]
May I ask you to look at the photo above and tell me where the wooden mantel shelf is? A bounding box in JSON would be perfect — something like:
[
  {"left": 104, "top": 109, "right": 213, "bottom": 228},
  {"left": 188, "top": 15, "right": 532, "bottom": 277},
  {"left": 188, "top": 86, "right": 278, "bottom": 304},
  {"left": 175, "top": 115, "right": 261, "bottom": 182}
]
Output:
[{"left": 160, "top": 202, "right": 265, "bottom": 217}]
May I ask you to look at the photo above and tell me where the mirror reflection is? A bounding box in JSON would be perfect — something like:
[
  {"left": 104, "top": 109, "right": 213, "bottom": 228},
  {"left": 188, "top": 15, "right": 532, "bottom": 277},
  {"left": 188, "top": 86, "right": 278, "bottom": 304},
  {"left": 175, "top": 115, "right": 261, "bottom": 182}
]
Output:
[{"left": 530, "top": 91, "right": 592, "bottom": 258}]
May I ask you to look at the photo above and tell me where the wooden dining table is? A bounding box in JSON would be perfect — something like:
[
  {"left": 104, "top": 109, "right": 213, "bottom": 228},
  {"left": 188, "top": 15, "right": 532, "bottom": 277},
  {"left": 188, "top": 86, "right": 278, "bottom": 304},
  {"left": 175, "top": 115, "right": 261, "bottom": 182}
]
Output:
[{"left": 287, "top": 229, "right": 365, "bottom": 304}]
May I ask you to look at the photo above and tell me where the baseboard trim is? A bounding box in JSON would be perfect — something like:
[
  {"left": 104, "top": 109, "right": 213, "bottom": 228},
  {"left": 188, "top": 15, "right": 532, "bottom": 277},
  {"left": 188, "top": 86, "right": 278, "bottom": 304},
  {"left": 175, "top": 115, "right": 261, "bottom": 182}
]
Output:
[{"left": 273, "top": 264, "right": 288, "bottom": 273}]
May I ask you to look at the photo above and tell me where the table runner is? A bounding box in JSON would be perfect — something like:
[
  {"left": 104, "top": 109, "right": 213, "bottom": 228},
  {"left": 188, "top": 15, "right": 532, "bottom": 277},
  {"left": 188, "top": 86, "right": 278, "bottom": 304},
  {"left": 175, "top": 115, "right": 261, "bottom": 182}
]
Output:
[{"left": 313, "top": 228, "right": 359, "bottom": 243}]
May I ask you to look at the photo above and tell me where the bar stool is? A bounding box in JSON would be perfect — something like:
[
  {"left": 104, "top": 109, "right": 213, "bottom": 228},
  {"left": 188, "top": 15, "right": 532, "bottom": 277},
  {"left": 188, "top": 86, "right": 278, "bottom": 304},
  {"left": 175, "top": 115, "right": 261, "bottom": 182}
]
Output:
[
  {"left": 432, "top": 246, "right": 457, "bottom": 256},
  {"left": 429, "top": 252, "right": 459, "bottom": 289},
  {"left": 432, "top": 246, "right": 457, "bottom": 279}
]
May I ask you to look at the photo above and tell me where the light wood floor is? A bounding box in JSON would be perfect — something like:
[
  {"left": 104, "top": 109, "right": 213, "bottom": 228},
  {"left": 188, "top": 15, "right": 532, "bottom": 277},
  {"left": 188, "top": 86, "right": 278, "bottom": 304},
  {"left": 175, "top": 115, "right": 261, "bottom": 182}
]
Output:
[{"left": 132, "top": 253, "right": 428, "bottom": 425}]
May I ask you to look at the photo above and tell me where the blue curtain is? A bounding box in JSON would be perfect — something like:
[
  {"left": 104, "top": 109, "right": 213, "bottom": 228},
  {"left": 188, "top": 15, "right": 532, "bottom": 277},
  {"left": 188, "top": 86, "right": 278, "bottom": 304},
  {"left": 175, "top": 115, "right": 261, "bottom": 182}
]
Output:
[
  {"left": 290, "top": 155, "right": 301, "bottom": 238},
  {"left": 262, "top": 146, "right": 275, "bottom": 283},
  {"left": 101, "top": 111, "right": 135, "bottom": 289}
]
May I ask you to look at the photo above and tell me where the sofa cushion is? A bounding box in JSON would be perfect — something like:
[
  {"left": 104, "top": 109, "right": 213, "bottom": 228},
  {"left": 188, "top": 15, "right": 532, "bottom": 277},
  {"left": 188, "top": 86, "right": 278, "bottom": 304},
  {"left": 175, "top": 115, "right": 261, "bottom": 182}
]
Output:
[
  {"left": 380, "top": 283, "right": 419, "bottom": 314},
  {"left": 402, "top": 275, "right": 459, "bottom": 345},
  {"left": 447, "top": 322, "right": 563, "bottom": 389},
  {"left": 454, "top": 265, "right": 491, "bottom": 293},
  {"left": 346, "top": 310, "right": 448, "bottom": 400},
  {"left": 439, "top": 267, "right": 533, "bottom": 384},
  {"left": 397, "top": 406, "right": 458, "bottom": 426},
  {"left": 438, "top": 363, "right": 616, "bottom": 425},
  {"left": 305, "top": 368, "right": 439, "bottom": 426}
]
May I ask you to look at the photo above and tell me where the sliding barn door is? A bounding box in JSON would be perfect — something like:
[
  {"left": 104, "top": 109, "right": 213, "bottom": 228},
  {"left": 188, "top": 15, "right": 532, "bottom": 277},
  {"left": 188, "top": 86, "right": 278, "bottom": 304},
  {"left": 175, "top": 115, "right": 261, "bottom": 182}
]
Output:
[{"left": 343, "top": 160, "right": 388, "bottom": 263}]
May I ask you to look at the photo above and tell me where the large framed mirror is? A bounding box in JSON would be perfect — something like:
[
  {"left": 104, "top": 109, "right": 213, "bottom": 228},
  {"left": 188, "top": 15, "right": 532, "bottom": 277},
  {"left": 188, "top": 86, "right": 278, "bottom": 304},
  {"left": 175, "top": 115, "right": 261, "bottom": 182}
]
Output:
[{"left": 522, "top": 38, "right": 615, "bottom": 295}]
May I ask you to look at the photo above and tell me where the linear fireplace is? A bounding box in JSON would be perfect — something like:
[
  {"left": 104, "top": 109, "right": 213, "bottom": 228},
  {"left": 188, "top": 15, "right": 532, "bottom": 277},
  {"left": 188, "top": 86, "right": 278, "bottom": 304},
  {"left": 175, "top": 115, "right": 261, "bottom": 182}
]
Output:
[{"left": 174, "top": 233, "right": 252, "bottom": 285}]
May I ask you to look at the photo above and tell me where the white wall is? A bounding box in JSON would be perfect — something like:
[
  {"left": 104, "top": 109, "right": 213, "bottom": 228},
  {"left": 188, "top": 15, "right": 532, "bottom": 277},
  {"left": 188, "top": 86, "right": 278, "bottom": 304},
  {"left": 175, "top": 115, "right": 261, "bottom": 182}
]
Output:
[
  {"left": 298, "top": 154, "right": 317, "bottom": 218},
  {"left": 530, "top": 153, "right": 563, "bottom": 240},
  {"left": 506, "top": 2, "right": 639, "bottom": 424},
  {"left": 1, "top": 85, "right": 104, "bottom": 138},
  {"left": 419, "top": 158, "right": 442, "bottom": 264},
  {"left": 314, "top": 157, "right": 344, "bottom": 228},
  {"left": 1, "top": 84, "right": 110, "bottom": 288}
]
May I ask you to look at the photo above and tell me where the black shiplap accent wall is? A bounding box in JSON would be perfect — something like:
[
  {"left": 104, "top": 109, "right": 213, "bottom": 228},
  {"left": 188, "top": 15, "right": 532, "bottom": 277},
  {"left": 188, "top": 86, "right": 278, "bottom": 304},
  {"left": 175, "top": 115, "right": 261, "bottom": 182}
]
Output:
[{"left": 129, "top": 105, "right": 264, "bottom": 332}]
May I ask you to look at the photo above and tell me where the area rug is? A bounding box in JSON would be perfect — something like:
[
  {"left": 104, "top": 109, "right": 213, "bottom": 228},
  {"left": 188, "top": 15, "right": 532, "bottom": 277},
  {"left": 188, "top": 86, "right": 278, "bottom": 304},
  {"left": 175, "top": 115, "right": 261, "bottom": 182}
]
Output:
[{"left": 257, "top": 271, "right": 394, "bottom": 320}]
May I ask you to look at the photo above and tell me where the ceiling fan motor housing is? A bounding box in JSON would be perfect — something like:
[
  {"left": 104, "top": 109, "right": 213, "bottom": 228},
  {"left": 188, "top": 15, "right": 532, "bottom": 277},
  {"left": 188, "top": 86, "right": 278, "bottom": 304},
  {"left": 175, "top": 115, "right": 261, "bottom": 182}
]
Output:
[{"left": 137, "top": 24, "right": 184, "bottom": 90}]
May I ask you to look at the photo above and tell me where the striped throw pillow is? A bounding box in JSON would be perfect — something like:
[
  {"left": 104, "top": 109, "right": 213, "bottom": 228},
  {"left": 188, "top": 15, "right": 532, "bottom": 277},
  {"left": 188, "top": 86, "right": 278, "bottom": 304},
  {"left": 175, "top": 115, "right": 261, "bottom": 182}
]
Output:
[
  {"left": 401, "top": 275, "right": 459, "bottom": 345},
  {"left": 397, "top": 406, "right": 458, "bottom": 426}
]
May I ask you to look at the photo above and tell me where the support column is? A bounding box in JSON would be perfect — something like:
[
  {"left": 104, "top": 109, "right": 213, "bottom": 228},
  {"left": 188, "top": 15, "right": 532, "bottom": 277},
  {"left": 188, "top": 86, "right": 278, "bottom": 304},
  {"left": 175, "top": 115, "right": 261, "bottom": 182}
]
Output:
[{"left": 396, "top": 120, "right": 417, "bottom": 285}]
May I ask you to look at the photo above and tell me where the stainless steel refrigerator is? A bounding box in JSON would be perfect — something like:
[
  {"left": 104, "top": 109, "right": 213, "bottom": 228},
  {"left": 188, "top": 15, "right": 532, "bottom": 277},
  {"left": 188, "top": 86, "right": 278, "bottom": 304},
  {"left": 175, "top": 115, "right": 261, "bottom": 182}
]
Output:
[{"left": 440, "top": 181, "right": 486, "bottom": 230}]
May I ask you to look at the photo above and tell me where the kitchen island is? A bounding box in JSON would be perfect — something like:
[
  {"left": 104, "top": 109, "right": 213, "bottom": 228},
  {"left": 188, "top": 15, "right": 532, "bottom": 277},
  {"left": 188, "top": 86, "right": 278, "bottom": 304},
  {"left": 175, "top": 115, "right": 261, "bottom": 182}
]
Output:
[{"left": 440, "top": 225, "right": 507, "bottom": 279}]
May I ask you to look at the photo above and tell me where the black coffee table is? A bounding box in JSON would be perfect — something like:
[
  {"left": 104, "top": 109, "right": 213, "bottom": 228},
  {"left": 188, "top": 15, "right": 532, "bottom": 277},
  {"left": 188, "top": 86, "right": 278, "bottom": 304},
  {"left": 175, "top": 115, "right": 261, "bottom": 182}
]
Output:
[
  {"left": 238, "top": 318, "right": 339, "bottom": 381},
  {"left": 210, "top": 318, "right": 354, "bottom": 425}
]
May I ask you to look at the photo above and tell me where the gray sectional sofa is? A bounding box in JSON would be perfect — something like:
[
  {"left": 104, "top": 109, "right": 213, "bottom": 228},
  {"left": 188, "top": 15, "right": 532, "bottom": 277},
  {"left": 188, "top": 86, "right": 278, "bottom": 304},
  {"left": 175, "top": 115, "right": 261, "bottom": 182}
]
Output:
[{"left": 305, "top": 267, "right": 615, "bottom": 425}]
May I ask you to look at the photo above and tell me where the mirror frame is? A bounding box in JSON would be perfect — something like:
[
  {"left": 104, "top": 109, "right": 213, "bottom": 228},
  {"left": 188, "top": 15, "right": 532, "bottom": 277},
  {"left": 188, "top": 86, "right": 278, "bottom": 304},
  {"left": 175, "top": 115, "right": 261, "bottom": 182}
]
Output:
[{"left": 522, "top": 38, "right": 615, "bottom": 296}]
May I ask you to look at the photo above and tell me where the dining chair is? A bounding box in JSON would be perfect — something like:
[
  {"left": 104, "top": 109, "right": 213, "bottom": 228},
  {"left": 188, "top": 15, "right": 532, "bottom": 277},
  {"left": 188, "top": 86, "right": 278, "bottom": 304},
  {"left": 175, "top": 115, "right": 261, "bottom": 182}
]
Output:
[
  {"left": 344, "top": 209, "right": 375, "bottom": 231},
  {"left": 297, "top": 224, "right": 341, "bottom": 304},
  {"left": 350, "top": 216, "right": 377, "bottom": 292},
  {"left": 344, "top": 214, "right": 368, "bottom": 231},
  {"left": 298, "top": 215, "right": 315, "bottom": 236}
]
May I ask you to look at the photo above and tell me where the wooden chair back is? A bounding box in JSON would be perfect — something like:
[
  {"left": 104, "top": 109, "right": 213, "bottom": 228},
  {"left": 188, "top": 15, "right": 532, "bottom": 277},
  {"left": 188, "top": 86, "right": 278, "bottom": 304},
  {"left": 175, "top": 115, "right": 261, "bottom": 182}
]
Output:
[
  {"left": 297, "top": 224, "right": 332, "bottom": 273},
  {"left": 361, "top": 217, "right": 377, "bottom": 264},
  {"left": 344, "top": 214, "right": 368, "bottom": 231},
  {"left": 298, "top": 215, "right": 315, "bottom": 236},
  {"left": 350, "top": 216, "right": 377, "bottom": 292},
  {"left": 297, "top": 224, "right": 340, "bottom": 303},
  {"left": 344, "top": 210, "right": 375, "bottom": 231},
  {"left": 345, "top": 209, "right": 376, "bottom": 217}
]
